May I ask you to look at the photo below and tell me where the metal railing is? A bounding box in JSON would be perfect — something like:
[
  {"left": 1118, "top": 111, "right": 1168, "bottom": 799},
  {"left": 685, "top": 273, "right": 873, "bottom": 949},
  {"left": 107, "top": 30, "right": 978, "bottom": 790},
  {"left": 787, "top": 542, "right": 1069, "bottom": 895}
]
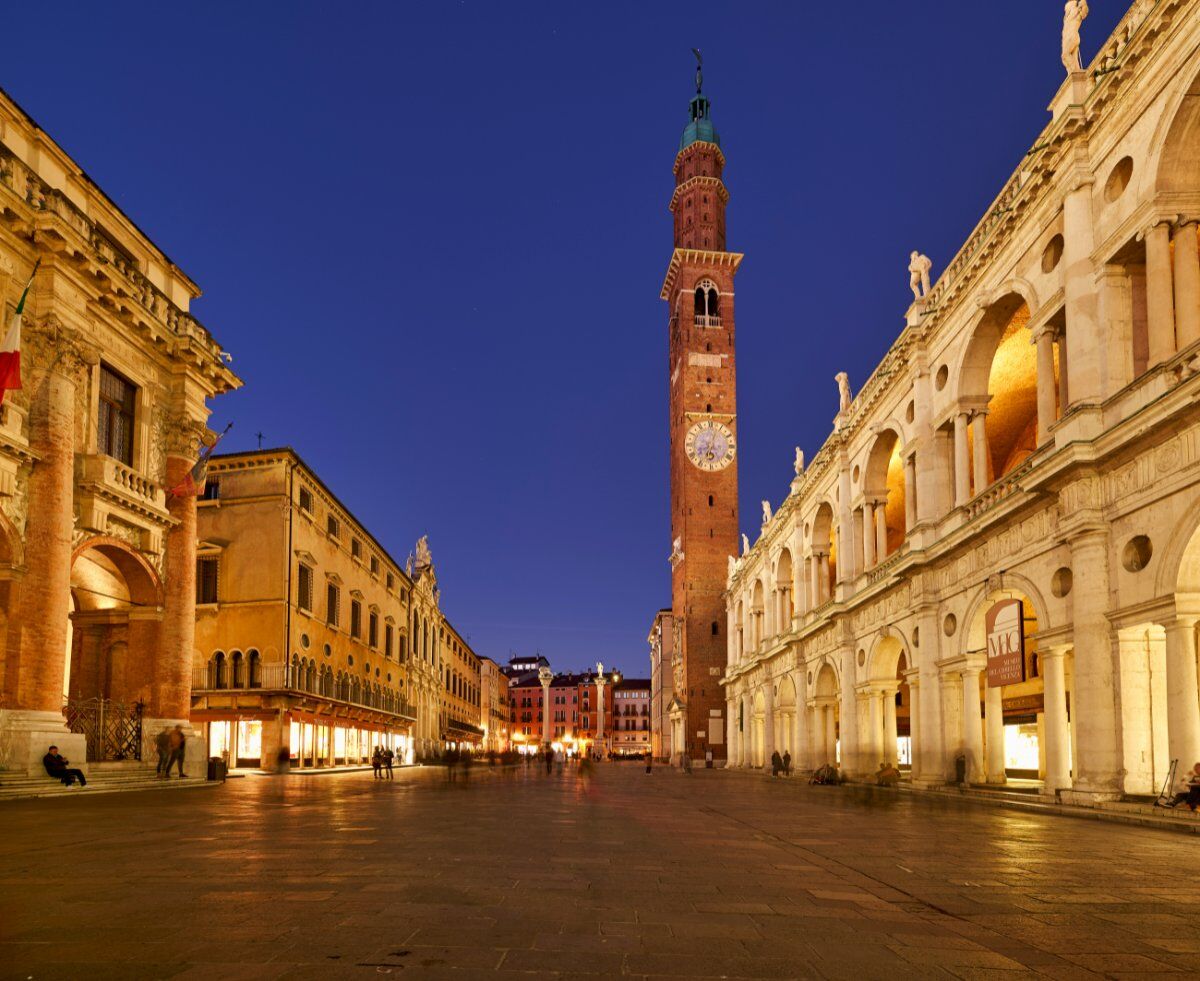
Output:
[
  {"left": 63, "top": 697, "right": 143, "bottom": 763},
  {"left": 192, "top": 662, "right": 416, "bottom": 719}
]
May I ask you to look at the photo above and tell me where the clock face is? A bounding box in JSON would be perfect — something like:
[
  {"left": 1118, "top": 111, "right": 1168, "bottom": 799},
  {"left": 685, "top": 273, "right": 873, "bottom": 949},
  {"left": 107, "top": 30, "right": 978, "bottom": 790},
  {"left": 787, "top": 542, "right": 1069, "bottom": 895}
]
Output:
[{"left": 685, "top": 419, "right": 736, "bottom": 471}]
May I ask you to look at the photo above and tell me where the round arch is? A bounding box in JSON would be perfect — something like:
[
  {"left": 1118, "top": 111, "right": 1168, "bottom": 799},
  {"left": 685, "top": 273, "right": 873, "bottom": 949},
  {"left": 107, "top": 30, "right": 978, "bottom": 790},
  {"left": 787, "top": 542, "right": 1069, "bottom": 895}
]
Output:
[
  {"left": 862, "top": 426, "right": 908, "bottom": 558},
  {"left": 960, "top": 571, "right": 1053, "bottom": 657},
  {"left": 1150, "top": 61, "right": 1200, "bottom": 194},
  {"left": 1154, "top": 493, "right": 1200, "bottom": 602},
  {"left": 867, "top": 628, "right": 914, "bottom": 681}
]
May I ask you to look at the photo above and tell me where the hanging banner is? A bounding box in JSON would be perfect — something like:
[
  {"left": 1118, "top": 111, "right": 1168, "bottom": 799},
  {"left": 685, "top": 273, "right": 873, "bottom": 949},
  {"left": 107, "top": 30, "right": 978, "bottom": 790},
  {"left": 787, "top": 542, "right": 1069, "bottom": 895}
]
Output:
[{"left": 986, "top": 599, "right": 1026, "bottom": 688}]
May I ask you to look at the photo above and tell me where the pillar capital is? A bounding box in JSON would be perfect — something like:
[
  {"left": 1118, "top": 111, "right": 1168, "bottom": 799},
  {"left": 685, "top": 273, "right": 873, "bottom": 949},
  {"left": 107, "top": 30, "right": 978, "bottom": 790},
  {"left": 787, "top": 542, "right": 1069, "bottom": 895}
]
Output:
[{"left": 24, "top": 315, "right": 97, "bottom": 381}]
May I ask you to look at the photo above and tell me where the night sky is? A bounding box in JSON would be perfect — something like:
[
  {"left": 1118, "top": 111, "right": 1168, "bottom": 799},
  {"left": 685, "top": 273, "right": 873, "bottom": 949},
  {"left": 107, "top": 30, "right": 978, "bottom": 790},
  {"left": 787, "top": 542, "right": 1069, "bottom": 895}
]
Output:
[{"left": 7, "top": 2, "right": 1126, "bottom": 673}]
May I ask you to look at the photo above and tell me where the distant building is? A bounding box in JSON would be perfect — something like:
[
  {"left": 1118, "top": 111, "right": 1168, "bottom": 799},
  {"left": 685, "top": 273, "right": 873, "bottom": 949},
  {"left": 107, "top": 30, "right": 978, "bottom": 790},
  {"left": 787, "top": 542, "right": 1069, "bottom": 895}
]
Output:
[
  {"left": 648, "top": 610, "right": 675, "bottom": 761},
  {"left": 480, "top": 657, "right": 510, "bottom": 752},
  {"left": 612, "top": 679, "right": 651, "bottom": 756}
]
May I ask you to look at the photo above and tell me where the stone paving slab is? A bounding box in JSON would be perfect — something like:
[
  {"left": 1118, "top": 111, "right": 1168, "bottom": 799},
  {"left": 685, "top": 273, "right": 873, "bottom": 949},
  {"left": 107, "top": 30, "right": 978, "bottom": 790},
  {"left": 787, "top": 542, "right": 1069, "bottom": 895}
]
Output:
[{"left": 0, "top": 763, "right": 1195, "bottom": 979}]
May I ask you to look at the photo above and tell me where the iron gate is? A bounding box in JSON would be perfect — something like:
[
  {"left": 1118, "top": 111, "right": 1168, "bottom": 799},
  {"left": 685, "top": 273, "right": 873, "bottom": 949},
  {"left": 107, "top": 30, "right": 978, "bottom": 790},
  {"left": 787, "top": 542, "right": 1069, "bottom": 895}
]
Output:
[{"left": 63, "top": 697, "right": 144, "bottom": 762}]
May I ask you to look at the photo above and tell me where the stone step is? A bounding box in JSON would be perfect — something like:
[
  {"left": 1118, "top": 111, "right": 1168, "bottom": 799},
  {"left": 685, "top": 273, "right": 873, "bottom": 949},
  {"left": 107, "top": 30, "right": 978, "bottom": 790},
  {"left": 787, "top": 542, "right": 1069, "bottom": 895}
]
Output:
[{"left": 0, "top": 768, "right": 214, "bottom": 801}]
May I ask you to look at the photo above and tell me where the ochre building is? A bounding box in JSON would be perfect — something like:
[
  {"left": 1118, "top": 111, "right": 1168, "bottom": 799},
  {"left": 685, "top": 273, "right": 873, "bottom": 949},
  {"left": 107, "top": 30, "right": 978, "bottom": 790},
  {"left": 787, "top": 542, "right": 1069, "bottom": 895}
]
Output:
[
  {"left": 0, "top": 88, "right": 239, "bottom": 776},
  {"left": 192, "top": 450, "right": 417, "bottom": 768},
  {"left": 725, "top": 0, "right": 1200, "bottom": 806}
]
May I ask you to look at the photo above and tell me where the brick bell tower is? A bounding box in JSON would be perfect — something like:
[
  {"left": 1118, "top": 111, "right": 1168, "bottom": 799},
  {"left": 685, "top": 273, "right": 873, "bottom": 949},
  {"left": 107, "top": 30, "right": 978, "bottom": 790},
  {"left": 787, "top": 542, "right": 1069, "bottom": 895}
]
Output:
[{"left": 662, "top": 56, "right": 742, "bottom": 762}]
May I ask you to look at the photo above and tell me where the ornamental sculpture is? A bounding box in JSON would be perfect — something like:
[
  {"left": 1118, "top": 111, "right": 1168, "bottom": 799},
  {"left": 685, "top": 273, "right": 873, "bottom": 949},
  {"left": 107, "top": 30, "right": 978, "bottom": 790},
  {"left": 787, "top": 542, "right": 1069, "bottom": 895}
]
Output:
[
  {"left": 835, "top": 371, "right": 852, "bottom": 413},
  {"left": 1061, "top": 0, "right": 1089, "bottom": 74},
  {"left": 908, "top": 251, "right": 933, "bottom": 301},
  {"left": 761, "top": 499, "right": 772, "bottom": 525},
  {"left": 741, "top": 533, "right": 750, "bottom": 555},
  {"left": 794, "top": 447, "right": 805, "bottom": 476}
]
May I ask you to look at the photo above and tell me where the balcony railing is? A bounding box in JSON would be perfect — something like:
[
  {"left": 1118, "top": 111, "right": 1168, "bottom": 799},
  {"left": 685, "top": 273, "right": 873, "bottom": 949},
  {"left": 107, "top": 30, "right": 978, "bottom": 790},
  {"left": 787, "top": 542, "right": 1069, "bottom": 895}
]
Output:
[
  {"left": 192, "top": 662, "right": 417, "bottom": 720},
  {"left": 78, "top": 454, "right": 167, "bottom": 513},
  {"left": 694, "top": 314, "right": 722, "bottom": 328},
  {"left": 964, "top": 458, "right": 1035, "bottom": 522}
]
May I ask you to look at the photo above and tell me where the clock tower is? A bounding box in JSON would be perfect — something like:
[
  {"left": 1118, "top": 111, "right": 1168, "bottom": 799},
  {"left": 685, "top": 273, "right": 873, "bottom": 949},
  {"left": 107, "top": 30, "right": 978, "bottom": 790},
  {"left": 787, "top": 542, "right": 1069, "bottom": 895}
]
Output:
[{"left": 661, "top": 64, "right": 741, "bottom": 763}]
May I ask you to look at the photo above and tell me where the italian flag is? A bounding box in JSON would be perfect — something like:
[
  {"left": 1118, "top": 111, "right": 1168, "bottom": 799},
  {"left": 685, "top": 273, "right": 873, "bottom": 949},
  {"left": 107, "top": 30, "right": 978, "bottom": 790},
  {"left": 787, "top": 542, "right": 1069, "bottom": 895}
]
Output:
[{"left": 0, "top": 260, "right": 39, "bottom": 404}]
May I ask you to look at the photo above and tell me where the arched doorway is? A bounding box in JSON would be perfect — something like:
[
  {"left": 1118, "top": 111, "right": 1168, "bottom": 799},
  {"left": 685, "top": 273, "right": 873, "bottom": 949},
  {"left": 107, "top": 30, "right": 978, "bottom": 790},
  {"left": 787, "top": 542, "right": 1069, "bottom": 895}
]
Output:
[
  {"left": 774, "top": 549, "right": 793, "bottom": 632},
  {"left": 751, "top": 689, "right": 766, "bottom": 768},
  {"left": 866, "top": 635, "right": 908, "bottom": 771},
  {"left": 811, "top": 503, "right": 837, "bottom": 604},
  {"left": 775, "top": 674, "right": 797, "bottom": 762},
  {"left": 811, "top": 661, "right": 840, "bottom": 768},
  {"left": 66, "top": 539, "right": 163, "bottom": 760},
  {"left": 863, "top": 430, "right": 907, "bottom": 567},
  {"left": 965, "top": 583, "right": 1060, "bottom": 788}
]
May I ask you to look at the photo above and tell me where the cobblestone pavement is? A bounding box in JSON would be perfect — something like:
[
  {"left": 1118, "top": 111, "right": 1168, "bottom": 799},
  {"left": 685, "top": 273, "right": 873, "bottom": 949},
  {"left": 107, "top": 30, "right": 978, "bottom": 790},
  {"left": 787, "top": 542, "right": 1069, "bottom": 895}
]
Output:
[{"left": 1, "top": 764, "right": 1196, "bottom": 980}]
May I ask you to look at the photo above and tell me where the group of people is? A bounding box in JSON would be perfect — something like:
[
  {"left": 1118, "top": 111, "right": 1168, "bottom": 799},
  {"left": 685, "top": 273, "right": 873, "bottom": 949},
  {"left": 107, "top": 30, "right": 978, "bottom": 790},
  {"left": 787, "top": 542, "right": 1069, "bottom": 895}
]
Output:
[
  {"left": 371, "top": 746, "right": 396, "bottom": 779},
  {"left": 769, "top": 750, "right": 793, "bottom": 777},
  {"left": 154, "top": 725, "right": 188, "bottom": 778}
]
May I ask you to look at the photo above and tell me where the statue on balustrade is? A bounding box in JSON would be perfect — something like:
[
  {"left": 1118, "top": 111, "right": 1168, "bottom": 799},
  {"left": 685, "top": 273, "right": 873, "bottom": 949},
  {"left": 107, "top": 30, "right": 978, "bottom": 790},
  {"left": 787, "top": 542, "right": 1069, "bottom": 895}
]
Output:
[
  {"left": 794, "top": 447, "right": 805, "bottom": 476},
  {"left": 761, "top": 500, "right": 772, "bottom": 525},
  {"left": 835, "top": 372, "right": 852, "bottom": 413},
  {"left": 908, "top": 251, "right": 933, "bottom": 301},
  {"left": 742, "top": 533, "right": 750, "bottom": 556},
  {"left": 1061, "top": 0, "right": 1089, "bottom": 74}
]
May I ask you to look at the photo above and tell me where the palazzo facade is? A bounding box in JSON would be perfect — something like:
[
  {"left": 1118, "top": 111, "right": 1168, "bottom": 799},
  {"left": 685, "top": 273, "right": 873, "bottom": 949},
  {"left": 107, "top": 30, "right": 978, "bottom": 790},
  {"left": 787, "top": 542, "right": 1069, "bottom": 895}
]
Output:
[
  {"left": 725, "top": 0, "right": 1200, "bottom": 803},
  {"left": 0, "top": 88, "right": 238, "bottom": 776}
]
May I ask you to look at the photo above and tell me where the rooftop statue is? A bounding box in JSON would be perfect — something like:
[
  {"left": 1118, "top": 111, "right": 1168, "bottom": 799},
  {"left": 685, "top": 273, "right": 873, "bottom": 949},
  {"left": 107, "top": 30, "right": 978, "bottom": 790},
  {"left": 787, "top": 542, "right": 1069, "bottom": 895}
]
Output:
[
  {"left": 836, "top": 372, "right": 852, "bottom": 414},
  {"left": 1062, "top": 0, "right": 1090, "bottom": 74},
  {"left": 692, "top": 47, "right": 703, "bottom": 94},
  {"left": 794, "top": 447, "right": 805, "bottom": 476},
  {"left": 761, "top": 500, "right": 772, "bottom": 525},
  {"left": 414, "top": 534, "right": 432, "bottom": 569},
  {"left": 742, "top": 533, "right": 750, "bottom": 556},
  {"left": 909, "top": 251, "right": 933, "bottom": 301}
]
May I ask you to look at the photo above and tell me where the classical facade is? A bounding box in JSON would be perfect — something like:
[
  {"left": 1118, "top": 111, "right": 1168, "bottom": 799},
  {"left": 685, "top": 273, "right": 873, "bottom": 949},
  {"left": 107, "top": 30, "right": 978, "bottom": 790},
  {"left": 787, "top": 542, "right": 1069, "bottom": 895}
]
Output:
[
  {"left": 648, "top": 608, "right": 675, "bottom": 761},
  {"left": 612, "top": 678, "right": 652, "bottom": 757},
  {"left": 191, "top": 450, "right": 417, "bottom": 768},
  {"left": 480, "top": 657, "right": 509, "bottom": 752},
  {"left": 439, "top": 618, "right": 483, "bottom": 751},
  {"left": 725, "top": 0, "right": 1200, "bottom": 804},
  {"left": 0, "top": 88, "right": 239, "bottom": 776},
  {"left": 662, "top": 66, "right": 740, "bottom": 763}
]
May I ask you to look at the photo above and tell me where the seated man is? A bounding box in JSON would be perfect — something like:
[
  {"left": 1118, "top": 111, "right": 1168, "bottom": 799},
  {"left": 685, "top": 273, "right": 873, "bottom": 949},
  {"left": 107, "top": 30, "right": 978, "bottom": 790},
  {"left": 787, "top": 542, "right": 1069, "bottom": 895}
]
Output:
[
  {"left": 43, "top": 746, "right": 87, "bottom": 787},
  {"left": 875, "top": 761, "right": 901, "bottom": 786}
]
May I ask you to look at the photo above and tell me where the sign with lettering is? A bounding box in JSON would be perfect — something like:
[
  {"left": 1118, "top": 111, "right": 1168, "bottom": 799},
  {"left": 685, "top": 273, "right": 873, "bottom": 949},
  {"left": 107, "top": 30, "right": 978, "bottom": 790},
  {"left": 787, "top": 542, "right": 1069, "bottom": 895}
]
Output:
[{"left": 986, "top": 599, "right": 1025, "bottom": 688}]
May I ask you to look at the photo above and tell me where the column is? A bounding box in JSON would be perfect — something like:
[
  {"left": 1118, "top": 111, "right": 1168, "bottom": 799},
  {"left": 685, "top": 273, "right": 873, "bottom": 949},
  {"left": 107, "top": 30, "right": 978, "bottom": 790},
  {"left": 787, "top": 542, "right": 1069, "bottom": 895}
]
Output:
[
  {"left": 539, "top": 671, "right": 552, "bottom": 746},
  {"left": 595, "top": 676, "right": 607, "bottom": 749},
  {"left": 866, "top": 689, "right": 884, "bottom": 767},
  {"left": 874, "top": 498, "right": 888, "bottom": 563},
  {"left": 971, "top": 412, "right": 989, "bottom": 495},
  {"left": 960, "top": 666, "right": 984, "bottom": 784},
  {"left": 1173, "top": 221, "right": 1200, "bottom": 349},
  {"left": 838, "top": 647, "right": 860, "bottom": 777},
  {"left": 159, "top": 427, "right": 203, "bottom": 723},
  {"left": 817, "top": 554, "right": 830, "bottom": 604},
  {"left": 1041, "top": 647, "right": 1072, "bottom": 792},
  {"left": 1162, "top": 617, "right": 1200, "bottom": 774},
  {"left": 762, "top": 682, "right": 775, "bottom": 769},
  {"left": 821, "top": 703, "right": 836, "bottom": 765},
  {"left": 883, "top": 688, "right": 898, "bottom": 766},
  {"left": 861, "top": 503, "right": 876, "bottom": 570},
  {"left": 915, "top": 610, "right": 945, "bottom": 783},
  {"left": 1057, "top": 333, "right": 1070, "bottom": 413},
  {"left": 907, "top": 678, "right": 922, "bottom": 781},
  {"left": 792, "top": 669, "right": 810, "bottom": 770},
  {"left": 984, "top": 683, "right": 1006, "bottom": 785},
  {"left": 903, "top": 456, "right": 917, "bottom": 530},
  {"left": 1069, "top": 529, "right": 1121, "bottom": 794},
  {"left": 725, "top": 697, "right": 737, "bottom": 766},
  {"left": 1145, "top": 221, "right": 1176, "bottom": 366},
  {"left": 741, "top": 694, "right": 753, "bottom": 766},
  {"left": 838, "top": 458, "right": 854, "bottom": 582},
  {"left": 1034, "top": 328, "right": 1058, "bottom": 443},
  {"left": 1063, "top": 178, "right": 1101, "bottom": 406},
  {"left": 953, "top": 411, "right": 971, "bottom": 506}
]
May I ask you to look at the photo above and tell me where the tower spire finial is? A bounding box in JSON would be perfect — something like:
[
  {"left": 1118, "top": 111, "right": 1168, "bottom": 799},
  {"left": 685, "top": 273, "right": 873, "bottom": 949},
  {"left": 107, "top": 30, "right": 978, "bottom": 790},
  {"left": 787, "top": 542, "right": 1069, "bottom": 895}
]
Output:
[{"left": 691, "top": 48, "right": 703, "bottom": 94}]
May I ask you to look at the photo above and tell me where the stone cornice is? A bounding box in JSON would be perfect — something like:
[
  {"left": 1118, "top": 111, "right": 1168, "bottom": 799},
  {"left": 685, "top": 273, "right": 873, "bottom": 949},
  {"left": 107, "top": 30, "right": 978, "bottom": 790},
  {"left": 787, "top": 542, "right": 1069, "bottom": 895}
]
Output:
[
  {"left": 669, "top": 175, "right": 729, "bottom": 214},
  {"left": 660, "top": 248, "right": 744, "bottom": 301}
]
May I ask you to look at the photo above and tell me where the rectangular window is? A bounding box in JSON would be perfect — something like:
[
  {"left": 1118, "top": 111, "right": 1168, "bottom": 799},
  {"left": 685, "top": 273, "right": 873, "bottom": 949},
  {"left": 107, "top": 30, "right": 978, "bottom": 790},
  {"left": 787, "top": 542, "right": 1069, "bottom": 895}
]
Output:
[
  {"left": 199, "top": 479, "right": 220, "bottom": 501},
  {"left": 369, "top": 611, "right": 379, "bottom": 649},
  {"left": 327, "top": 584, "right": 340, "bottom": 626},
  {"left": 386, "top": 572, "right": 395, "bottom": 591},
  {"left": 327, "top": 515, "right": 339, "bottom": 539},
  {"left": 298, "top": 486, "right": 314, "bottom": 513},
  {"left": 350, "top": 600, "right": 362, "bottom": 639},
  {"left": 97, "top": 365, "right": 136, "bottom": 465},
  {"left": 196, "top": 557, "right": 218, "bottom": 604},
  {"left": 351, "top": 538, "right": 362, "bottom": 561},
  {"left": 298, "top": 564, "right": 314, "bottom": 611},
  {"left": 370, "top": 555, "right": 379, "bottom": 576},
  {"left": 385, "top": 624, "right": 393, "bottom": 658}
]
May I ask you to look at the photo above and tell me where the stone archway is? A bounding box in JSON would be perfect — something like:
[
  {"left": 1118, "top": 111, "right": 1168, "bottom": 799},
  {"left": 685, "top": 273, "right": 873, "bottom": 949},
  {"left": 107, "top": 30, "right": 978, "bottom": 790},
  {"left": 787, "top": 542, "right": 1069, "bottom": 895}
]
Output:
[
  {"left": 67, "top": 538, "right": 163, "bottom": 712},
  {"left": 811, "top": 660, "right": 840, "bottom": 768}
]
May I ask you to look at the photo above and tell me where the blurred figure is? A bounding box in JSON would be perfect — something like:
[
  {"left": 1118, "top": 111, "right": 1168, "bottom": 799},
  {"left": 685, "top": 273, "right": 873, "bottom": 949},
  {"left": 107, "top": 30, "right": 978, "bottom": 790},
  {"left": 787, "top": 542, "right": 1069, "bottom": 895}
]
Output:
[
  {"left": 371, "top": 746, "right": 383, "bottom": 779},
  {"left": 770, "top": 750, "right": 783, "bottom": 778},
  {"left": 275, "top": 746, "right": 290, "bottom": 774},
  {"left": 875, "top": 761, "right": 901, "bottom": 786},
  {"left": 166, "top": 724, "right": 187, "bottom": 778},
  {"left": 543, "top": 746, "right": 553, "bottom": 774},
  {"left": 782, "top": 750, "right": 792, "bottom": 777},
  {"left": 383, "top": 746, "right": 395, "bottom": 780},
  {"left": 154, "top": 727, "right": 171, "bottom": 778}
]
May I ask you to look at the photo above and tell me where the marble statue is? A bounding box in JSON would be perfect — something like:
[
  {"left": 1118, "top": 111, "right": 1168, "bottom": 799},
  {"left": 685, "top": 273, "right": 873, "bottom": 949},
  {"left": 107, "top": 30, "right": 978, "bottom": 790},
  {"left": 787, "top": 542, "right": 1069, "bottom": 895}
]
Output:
[
  {"left": 909, "top": 251, "right": 933, "bottom": 301},
  {"left": 761, "top": 500, "right": 772, "bottom": 525},
  {"left": 1062, "top": 0, "right": 1090, "bottom": 74},
  {"left": 836, "top": 372, "right": 852, "bottom": 413},
  {"left": 669, "top": 536, "right": 684, "bottom": 565},
  {"left": 727, "top": 554, "right": 737, "bottom": 580},
  {"left": 742, "top": 533, "right": 750, "bottom": 556},
  {"left": 414, "top": 534, "right": 432, "bottom": 568},
  {"left": 595, "top": 661, "right": 604, "bottom": 678},
  {"left": 794, "top": 447, "right": 805, "bottom": 476}
]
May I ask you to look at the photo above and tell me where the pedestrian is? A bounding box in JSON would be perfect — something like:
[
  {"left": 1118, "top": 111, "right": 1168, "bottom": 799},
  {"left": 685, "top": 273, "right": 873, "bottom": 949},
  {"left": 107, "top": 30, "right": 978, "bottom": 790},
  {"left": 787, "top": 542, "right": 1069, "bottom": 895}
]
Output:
[
  {"left": 770, "top": 750, "right": 782, "bottom": 777},
  {"left": 371, "top": 745, "right": 383, "bottom": 779},
  {"left": 682, "top": 752, "right": 692, "bottom": 775},
  {"left": 543, "top": 746, "right": 553, "bottom": 774},
  {"left": 782, "top": 750, "right": 792, "bottom": 777},
  {"left": 42, "top": 745, "right": 87, "bottom": 787},
  {"left": 875, "top": 761, "right": 901, "bottom": 786},
  {"left": 383, "top": 747, "right": 395, "bottom": 780},
  {"left": 460, "top": 750, "right": 471, "bottom": 784},
  {"left": 166, "top": 724, "right": 187, "bottom": 778},
  {"left": 154, "top": 727, "right": 171, "bottom": 778}
]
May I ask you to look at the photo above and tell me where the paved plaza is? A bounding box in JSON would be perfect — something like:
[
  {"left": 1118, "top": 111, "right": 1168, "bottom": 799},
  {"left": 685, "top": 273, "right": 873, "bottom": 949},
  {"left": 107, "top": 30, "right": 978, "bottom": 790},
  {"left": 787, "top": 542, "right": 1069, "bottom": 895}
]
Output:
[{"left": 1, "top": 765, "right": 1197, "bottom": 980}]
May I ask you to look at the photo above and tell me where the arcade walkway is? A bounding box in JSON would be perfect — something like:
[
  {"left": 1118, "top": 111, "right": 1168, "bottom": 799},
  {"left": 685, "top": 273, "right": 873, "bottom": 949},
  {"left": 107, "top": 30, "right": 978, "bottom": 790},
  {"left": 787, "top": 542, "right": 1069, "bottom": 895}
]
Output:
[{"left": 0, "top": 763, "right": 1195, "bottom": 979}]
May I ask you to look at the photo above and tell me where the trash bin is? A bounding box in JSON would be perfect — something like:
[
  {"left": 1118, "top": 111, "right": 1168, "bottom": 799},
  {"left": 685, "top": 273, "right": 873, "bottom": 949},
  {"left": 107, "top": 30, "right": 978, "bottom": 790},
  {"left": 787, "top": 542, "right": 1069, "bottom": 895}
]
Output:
[
  {"left": 705, "top": 750, "right": 714, "bottom": 769},
  {"left": 207, "top": 756, "right": 227, "bottom": 782}
]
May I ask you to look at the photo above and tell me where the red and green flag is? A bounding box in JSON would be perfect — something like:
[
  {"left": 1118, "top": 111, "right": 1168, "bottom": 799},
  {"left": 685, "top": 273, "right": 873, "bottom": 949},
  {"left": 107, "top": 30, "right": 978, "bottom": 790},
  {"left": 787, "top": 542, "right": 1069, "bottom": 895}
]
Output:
[
  {"left": 0, "top": 260, "right": 40, "bottom": 404},
  {"left": 167, "top": 422, "right": 233, "bottom": 498}
]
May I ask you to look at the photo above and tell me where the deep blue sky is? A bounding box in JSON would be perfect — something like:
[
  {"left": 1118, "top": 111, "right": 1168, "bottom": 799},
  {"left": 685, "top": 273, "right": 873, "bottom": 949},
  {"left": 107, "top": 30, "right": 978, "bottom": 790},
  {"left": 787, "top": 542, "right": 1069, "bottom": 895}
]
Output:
[{"left": 9, "top": 2, "right": 1125, "bottom": 674}]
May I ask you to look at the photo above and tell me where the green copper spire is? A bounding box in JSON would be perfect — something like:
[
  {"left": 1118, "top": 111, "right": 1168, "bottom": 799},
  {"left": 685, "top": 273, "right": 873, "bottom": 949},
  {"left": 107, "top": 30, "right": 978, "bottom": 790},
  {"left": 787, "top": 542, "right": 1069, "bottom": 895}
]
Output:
[{"left": 680, "top": 49, "right": 720, "bottom": 150}]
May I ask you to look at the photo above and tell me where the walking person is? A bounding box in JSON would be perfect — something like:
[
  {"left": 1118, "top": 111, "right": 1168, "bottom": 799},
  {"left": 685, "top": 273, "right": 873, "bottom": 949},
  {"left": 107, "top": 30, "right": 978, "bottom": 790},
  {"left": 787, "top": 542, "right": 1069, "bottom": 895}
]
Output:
[
  {"left": 782, "top": 750, "right": 792, "bottom": 777},
  {"left": 371, "top": 745, "right": 383, "bottom": 779},
  {"left": 383, "top": 746, "right": 395, "bottom": 780},
  {"left": 166, "top": 724, "right": 187, "bottom": 778},
  {"left": 543, "top": 746, "right": 554, "bottom": 775},
  {"left": 154, "top": 727, "right": 171, "bottom": 778},
  {"left": 770, "top": 750, "right": 782, "bottom": 777}
]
